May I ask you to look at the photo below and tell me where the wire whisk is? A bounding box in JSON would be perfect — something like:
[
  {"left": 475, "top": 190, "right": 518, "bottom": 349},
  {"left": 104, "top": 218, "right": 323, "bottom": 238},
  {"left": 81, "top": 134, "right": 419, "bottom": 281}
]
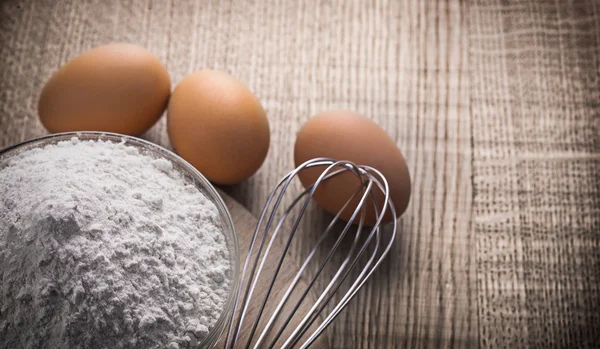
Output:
[{"left": 224, "top": 158, "right": 398, "bottom": 349}]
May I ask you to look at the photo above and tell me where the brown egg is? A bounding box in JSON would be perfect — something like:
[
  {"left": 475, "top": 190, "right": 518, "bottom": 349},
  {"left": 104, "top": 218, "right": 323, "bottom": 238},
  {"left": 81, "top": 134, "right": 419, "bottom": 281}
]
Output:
[
  {"left": 38, "top": 43, "right": 170, "bottom": 136},
  {"left": 167, "top": 70, "right": 270, "bottom": 185},
  {"left": 294, "top": 110, "right": 411, "bottom": 224}
]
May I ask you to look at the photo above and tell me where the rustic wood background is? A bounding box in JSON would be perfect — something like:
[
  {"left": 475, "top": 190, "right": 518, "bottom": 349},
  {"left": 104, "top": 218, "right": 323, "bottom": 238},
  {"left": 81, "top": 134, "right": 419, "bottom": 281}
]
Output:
[{"left": 0, "top": 0, "right": 598, "bottom": 348}]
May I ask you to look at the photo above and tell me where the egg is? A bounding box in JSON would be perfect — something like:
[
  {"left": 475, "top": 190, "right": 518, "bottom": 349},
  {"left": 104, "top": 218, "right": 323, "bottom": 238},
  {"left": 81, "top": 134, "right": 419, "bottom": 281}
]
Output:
[
  {"left": 294, "top": 110, "right": 411, "bottom": 224},
  {"left": 167, "top": 70, "right": 270, "bottom": 185},
  {"left": 38, "top": 43, "right": 171, "bottom": 136}
]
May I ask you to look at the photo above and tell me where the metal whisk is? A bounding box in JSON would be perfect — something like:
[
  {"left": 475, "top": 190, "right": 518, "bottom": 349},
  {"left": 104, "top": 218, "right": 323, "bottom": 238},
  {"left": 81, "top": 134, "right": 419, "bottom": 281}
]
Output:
[{"left": 224, "top": 158, "right": 398, "bottom": 349}]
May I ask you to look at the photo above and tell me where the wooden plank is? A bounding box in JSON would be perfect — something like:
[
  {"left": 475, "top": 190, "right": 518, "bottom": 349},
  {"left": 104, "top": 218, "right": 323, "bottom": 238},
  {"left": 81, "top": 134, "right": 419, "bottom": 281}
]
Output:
[{"left": 470, "top": 0, "right": 600, "bottom": 347}]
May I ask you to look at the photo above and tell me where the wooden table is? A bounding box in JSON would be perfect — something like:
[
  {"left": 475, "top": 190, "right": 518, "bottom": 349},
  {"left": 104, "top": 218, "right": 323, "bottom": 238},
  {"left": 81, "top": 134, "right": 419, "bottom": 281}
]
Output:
[{"left": 1, "top": 1, "right": 598, "bottom": 348}]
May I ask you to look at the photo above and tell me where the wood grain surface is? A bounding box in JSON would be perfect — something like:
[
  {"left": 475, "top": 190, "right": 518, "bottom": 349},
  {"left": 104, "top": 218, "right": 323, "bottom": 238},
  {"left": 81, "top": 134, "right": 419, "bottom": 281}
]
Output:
[
  {"left": 0, "top": 0, "right": 599, "bottom": 348},
  {"left": 470, "top": 1, "right": 600, "bottom": 348}
]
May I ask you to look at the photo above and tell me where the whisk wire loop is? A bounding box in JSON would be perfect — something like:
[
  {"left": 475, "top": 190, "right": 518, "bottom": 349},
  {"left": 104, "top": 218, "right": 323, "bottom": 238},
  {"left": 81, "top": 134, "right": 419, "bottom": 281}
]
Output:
[{"left": 225, "top": 159, "right": 398, "bottom": 349}]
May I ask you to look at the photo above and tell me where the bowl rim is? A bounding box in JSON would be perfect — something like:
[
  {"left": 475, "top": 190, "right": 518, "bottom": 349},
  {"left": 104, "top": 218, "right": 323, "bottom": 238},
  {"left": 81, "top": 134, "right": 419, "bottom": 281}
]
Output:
[{"left": 0, "top": 131, "right": 240, "bottom": 348}]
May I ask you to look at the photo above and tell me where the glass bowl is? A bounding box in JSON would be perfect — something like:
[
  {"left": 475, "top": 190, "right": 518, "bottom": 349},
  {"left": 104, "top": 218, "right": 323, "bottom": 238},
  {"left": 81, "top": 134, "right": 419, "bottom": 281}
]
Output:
[{"left": 0, "top": 131, "right": 240, "bottom": 349}]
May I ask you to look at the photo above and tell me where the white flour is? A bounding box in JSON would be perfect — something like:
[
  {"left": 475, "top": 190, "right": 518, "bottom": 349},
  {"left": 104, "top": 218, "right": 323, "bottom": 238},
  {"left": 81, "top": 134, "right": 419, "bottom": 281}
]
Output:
[{"left": 0, "top": 137, "right": 231, "bottom": 349}]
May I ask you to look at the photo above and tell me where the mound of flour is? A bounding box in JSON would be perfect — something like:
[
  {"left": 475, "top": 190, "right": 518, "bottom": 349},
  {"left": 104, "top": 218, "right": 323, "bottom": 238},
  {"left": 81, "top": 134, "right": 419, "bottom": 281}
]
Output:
[{"left": 0, "top": 137, "right": 231, "bottom": 349}]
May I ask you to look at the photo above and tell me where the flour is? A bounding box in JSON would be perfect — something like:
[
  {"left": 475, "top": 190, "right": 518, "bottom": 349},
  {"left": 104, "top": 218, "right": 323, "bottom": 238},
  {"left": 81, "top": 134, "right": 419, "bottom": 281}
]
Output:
[{"left": 0, "top": 137, "right": 231, "bottom": 349}]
